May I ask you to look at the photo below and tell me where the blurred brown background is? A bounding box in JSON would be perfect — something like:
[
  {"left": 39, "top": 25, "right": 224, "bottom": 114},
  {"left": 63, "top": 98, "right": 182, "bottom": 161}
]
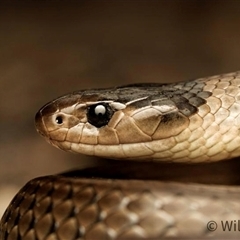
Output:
[{"left": 1, "top": 0, "right": 240, "bottom": 217}]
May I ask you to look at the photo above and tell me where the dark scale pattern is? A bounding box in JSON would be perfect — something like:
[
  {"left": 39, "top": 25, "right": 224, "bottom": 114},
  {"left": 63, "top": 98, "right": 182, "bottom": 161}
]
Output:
[
  {"left": 116, "top": 80, "right": 211, "bottom": 118},
  {"left": 42, "top": 79, "right": 211, "bottom": 120},
  {"left": 1, "top": 176, "right": 240, "bottom": 239}
]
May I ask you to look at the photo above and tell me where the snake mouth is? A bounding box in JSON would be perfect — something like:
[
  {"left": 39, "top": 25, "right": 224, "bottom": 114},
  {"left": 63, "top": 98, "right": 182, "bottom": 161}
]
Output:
[
  {"left": 35, "top": 110, "right": 47, "bottom": 137},
  {"left": 35, "top": 111, "right": 55, "bottom": 147}
]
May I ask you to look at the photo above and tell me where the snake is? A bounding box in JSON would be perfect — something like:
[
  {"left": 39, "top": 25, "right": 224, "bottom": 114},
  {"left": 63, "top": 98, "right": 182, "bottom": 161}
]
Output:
[{"left": 1, "top": 71, "right": 240, "bottom": 239}]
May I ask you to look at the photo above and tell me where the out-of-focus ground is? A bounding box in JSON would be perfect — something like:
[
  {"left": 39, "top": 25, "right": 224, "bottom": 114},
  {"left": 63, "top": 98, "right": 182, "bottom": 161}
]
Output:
[{"left": 1, "top": 0, "right": 240, "bottom": 218}]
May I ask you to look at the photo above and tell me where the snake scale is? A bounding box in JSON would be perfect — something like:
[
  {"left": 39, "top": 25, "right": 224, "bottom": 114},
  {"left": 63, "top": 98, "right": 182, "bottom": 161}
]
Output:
[{"left": 1, "top": 71, "right": 240, "bottom": 239}]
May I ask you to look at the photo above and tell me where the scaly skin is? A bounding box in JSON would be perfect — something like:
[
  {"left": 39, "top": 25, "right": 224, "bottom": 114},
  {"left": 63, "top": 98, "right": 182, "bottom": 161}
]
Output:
[
  {"left": 35, "top": 71, "right": 240, "bottom": 162},
  {"left": 2, "top": 71, "right": 240, "bottom": 239}
]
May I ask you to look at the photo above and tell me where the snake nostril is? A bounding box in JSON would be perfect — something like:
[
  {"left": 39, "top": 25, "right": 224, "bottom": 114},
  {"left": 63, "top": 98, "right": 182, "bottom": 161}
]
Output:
[
  {"left": 55, "top": 115, "right": 63, "bottom": 125},
  {"left": 35, "top": 97, "right": 59, "bottom": 134}
]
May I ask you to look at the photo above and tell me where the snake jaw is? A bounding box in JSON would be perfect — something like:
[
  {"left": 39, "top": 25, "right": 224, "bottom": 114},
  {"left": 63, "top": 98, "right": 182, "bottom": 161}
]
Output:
[
  {"left": 35, "top": 109, "right": 55, "bottom": 148},
  {"left": 35, "top": 109, "right": 47, "bottom": 138}
]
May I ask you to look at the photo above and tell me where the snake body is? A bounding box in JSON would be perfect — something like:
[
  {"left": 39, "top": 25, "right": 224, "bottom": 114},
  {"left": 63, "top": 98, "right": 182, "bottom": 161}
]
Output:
[{"left": 1, "top": 71, "right": 240, "bottom": 239}]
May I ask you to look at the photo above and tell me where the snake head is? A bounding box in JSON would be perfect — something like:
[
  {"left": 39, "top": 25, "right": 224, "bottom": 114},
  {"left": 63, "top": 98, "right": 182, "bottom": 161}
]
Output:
[
  {"left": 35, "top": 89, "right": 133, "bottom": 156},
  {"left": 35, "top": 83, "right": 210, "bottom": 160}
]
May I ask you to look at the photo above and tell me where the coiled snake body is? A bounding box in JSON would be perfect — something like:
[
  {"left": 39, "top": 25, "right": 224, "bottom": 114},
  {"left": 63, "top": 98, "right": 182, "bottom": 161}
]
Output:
[{"left": 1, "top": 71, "right": 240, "bottom": 239}]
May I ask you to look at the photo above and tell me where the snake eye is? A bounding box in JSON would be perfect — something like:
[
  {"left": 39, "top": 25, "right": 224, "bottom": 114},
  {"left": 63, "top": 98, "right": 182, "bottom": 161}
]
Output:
[
  {"left": 55, "top": 115, "right": 63, "bottom": 124},
  {"left": 87, "top": 103, "right": 114, "bottom": 128}
]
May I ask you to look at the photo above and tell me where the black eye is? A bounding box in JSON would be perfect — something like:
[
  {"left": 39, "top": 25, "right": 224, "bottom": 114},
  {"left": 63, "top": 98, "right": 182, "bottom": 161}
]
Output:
[
  {"left": 55, "top": 115, "right": 63, "bottom": 124},
  {"left": 87, "top": 103, "right": 114, "bottom": 128}
]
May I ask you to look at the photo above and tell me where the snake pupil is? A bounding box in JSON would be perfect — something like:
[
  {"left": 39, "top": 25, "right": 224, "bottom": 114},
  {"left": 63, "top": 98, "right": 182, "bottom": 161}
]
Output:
[{"left": 87, "top": 103, "right": 114, "bottom": 128}]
